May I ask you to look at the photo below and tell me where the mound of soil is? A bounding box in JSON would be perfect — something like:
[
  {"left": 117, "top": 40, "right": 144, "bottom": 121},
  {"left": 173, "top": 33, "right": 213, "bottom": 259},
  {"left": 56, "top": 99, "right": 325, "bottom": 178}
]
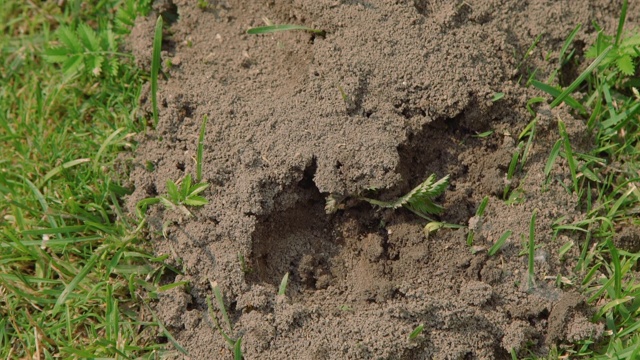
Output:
[{"left": 125, "top": 1, "right": 638, "bottom": 358}]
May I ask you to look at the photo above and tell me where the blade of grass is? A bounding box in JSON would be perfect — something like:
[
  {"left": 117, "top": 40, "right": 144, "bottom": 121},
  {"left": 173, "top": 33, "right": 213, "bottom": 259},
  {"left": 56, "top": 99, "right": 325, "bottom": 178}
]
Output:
[
  {"left": 544, "top": 139, "right": 563, "bottom": 180},
  {"left": 278, "top": 272, "right": 289, "bottom": 296},
  {"left": 151, "top": 16, "right": 162, "bottom": 127},
  {"left": 528, "top": 210, "right": 538, "bottom": 290},
  {"left": 52, "top": 246, "right": 104, "bottom": 315},
  {"left": 558, "top": 118, "right": 579, "bottom": 194},
  {"left": 615, "top": 0, "right": 629, "bottom": 46},
  {"left": 247, "top": 24, "right": 325, "bottom": 36},
  {"left": 38, "top": 158, "right": 91, "bottom": 188},
  {"left": 488, "top": 230, "right": 512, "bottom": 256},
  {"left": 549, "top": 45, "right": 613, "bottom": 108},
  {"left": 408, "top": 324, "right": 424, "bottom": 340},
  {"left": 196, "top": 115, "right": 208, "bottom": 182}
]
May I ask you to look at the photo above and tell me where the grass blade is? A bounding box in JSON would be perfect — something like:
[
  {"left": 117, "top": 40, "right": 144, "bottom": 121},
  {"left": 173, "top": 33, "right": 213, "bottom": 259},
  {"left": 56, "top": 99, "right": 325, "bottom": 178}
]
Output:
[
  {"left": 488, "top": 230, "right": 512, "bottom": 256},
  {"left": 278, "top": 272, "right": 289, "bottom": 296},
  {"left": 151, "top": 16, "right": 163, "bottom": 127},
  {"left": 408, "top": 324, "right": 424, "bottom": 340},
  {"left": 196, "top": 115, "right": 208, "bottom": 182},
  {"left": 558, "top": 119, "right": 579, "bottom": 194},
  {"left": 52, "top": 247, "right": 103, "bottom": 315},
  {"left": 615, "top": 0, "right": 629, "bottom": 46},
  {"left": 544, "top": 139, "right": 562, "bottom": 180},
  {"left": 528, "top": 210, "right": 538, "bottom": 290},
  {"left": 247, "top": 24, "right": 325, "bottom": 35},
  {"left": 549, "top": 45, "right": 613, "bottom": 108},
  {"left": 38, "top": 158, "right": 91, "bottom": 188}
]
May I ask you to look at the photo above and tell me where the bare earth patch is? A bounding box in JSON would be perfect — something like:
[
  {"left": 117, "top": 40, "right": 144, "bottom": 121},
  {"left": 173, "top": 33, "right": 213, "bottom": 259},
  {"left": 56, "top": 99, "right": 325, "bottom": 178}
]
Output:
[{"left": 125, "top": 1, "right": 638, "bottom": 358}]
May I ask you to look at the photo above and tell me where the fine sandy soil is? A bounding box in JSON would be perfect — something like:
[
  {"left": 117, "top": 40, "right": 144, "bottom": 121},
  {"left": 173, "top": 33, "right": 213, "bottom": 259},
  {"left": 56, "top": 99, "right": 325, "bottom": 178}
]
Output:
[{"left": 125, "top": 1, "right": 639, "bottom": 359}]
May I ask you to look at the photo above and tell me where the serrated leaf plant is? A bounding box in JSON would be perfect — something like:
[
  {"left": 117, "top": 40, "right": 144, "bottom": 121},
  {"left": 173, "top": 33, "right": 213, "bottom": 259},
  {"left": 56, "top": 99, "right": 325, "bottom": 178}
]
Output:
[
  {"left": 43, "top": 21, "right": 124, "bottom": 79},
  {"left": 361, "top": 174, "right": 450, "bottom": 220}
]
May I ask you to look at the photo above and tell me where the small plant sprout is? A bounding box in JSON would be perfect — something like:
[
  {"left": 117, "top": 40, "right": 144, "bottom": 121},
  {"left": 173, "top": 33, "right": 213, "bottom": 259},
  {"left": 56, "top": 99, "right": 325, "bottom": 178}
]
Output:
[
  {"left": 136, "top": 174, "right": 209, "bottom": 218},
  {"left": 151, "top": 15, "right": 163, "bottom": 128},
  {"left": 491, "top": 92, "right": 505, "bottom": 102},
  {"left": 361, "top": 174, "right": 449, "bottom": 221},
  {"left": 208, "top": 281, "right": 243, "bottom": 360},
  {"left": 488, "top": 230, "right": 512, "bottom": 256},
  {"left": 197, "top": 0, "right": 208, "bottom": 10},
  {"left": 527, "top": 210, "right": 538, "bottom": 290},
  {"left": 467, "top": 196, "right": 489, "bottom": 246},
  {"left": 278, "top": 272, "right": 289, "bottom": 296},
  {"left": 408, "top": 324, "right": 424, "bottom": 341},
  {"left": 557, "top": 118, "right": 579, "bottom": 194},
  {"left": 196, "top": 115, "right": 208, "bottom": 182}
]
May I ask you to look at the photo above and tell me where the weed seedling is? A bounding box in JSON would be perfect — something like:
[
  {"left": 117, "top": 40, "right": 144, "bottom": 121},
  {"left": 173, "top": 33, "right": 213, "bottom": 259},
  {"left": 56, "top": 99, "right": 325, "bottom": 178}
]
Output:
[
  {"left": 408, "top": 324, "right": 424, "bottom": 341},
  {"left": 136, "top": 174, "right": 209, "bottom": 218},
  {"left": 197, "top": 0, "right": 208, "bottom": 10},
  {"left": 361, "top": 174, "right": 449, "bottom": 221},
  {"left": 278, "top": 272, "right": 289, "bottom": 296}
]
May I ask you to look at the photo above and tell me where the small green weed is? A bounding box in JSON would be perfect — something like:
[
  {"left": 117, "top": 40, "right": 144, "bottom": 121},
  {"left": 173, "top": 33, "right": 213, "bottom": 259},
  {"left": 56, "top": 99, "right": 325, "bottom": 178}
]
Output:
[
  {"left": 361, "top": 174, "right": 449, "bottom": 221},
  {"left": 43, "top": 23, "right": 124, "bottom": 79},
  {"left": 197, "top": 0, "right": 209, "bottom": 10},
  {"left": 137, "top": 174, "right": 209, "bottom": 218}
]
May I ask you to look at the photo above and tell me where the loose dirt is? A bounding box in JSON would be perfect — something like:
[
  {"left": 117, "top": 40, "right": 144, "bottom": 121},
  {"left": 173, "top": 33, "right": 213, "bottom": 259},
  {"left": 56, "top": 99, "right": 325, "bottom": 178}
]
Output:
[{"left": 125, "top": 1, "right": 638, "bottom": 358}]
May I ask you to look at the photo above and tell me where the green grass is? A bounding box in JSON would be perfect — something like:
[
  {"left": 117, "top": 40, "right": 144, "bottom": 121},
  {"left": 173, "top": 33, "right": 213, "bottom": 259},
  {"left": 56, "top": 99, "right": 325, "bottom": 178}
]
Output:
[
  {"left": 247, "top": 23, "right": 326, "bottom": 36},
  {"left": 0, "top": 0, "right": 173, "bottom": 358},
  {"left": 526, "top": 0, "right": 640, "bottom": 357},
  {"left": 208, "top": 281, "right": 243, "bottom": 359},
  {"left": 527, "top": 210, "right": 537, "bottom": 290}
]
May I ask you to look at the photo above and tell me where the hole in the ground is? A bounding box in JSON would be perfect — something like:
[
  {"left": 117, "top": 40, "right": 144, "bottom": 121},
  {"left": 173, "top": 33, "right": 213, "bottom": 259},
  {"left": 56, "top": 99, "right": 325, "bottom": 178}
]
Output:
[
  {"left": 249, "top": 162, "right": 338, "bottom": 293},
  {"left": 145, "top": 183, "right": 158, "bottom": 196},
  {"left": 158, "top": 0, "right": 179, "bottom": 26},
  {"left": 558, "top": 40, "right": 585, "bottom": 87}
]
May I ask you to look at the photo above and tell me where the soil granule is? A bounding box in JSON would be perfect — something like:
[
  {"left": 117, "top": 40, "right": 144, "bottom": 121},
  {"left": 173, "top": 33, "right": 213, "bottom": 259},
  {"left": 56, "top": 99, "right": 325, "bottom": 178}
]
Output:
[{"left": 125, "top": 1, "right": 638, "bottom": 358}]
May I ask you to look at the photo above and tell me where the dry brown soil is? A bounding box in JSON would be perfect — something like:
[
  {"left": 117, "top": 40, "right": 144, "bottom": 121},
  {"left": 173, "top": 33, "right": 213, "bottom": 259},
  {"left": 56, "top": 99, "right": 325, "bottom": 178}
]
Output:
[{"left": 125, "top": 1, "right": 639, "bottom": 358}]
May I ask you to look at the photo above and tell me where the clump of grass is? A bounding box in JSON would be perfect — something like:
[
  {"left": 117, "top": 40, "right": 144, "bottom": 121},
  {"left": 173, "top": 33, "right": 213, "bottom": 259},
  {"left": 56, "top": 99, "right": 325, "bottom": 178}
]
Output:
[
  {"left": 530, "top": 0, "right": 640, "bottom": 356},
  {"left": 0, "top": 0, "right": 169, "bottom": 358}
]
